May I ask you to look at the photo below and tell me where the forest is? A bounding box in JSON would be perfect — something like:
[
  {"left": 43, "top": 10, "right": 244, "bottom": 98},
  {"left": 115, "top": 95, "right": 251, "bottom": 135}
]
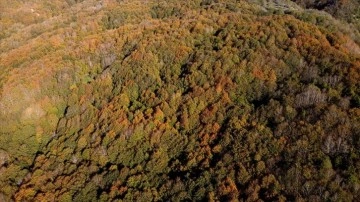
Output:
[{"left": 0, "top": 0, "right": 359, "bottom": 201}]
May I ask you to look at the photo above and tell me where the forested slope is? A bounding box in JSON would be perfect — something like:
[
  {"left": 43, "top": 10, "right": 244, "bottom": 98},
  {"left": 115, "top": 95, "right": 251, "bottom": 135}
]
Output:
[{"left": 0, "top": 0, "right": 359, "bottom": 201}]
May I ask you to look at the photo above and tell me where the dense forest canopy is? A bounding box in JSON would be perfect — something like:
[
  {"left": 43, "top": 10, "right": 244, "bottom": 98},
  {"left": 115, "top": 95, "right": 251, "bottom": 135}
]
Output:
[{"left": 0, "top": 0, "right": 359, "bottom": 201}]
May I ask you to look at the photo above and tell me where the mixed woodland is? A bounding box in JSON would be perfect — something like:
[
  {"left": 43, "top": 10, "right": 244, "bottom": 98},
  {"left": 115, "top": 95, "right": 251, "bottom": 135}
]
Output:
[{"left": 0, "top": 0, "right": 359, "bottom": 201}]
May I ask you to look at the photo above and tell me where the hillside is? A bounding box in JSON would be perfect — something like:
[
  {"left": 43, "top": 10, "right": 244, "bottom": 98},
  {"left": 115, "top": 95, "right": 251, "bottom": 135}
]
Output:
[{"left": 0, "top": 0, "right": 359, "bottom": 201}]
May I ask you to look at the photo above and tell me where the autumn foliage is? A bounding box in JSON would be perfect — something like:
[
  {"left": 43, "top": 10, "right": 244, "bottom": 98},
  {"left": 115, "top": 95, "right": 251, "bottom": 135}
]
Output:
[{"left": 0, "top": 0, "right": 359, "bottom": 201}]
